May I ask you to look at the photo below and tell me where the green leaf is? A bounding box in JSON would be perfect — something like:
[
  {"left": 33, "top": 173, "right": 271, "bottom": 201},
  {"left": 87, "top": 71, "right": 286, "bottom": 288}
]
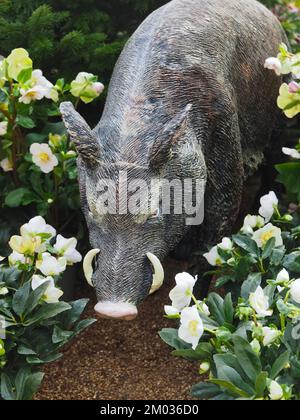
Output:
[
  {"left": 5, "top": 188, "right": 31, "bottom": 207},
  {"left": 207, "top": 293, "right": 225, "bottom": 325},
  {"left": 158, "top": 328, "right": 190, "bottom": 350},
  {"left": 1, "top": 373, "right": 16, "bottom": 400},
  {"left": 232, "top": 336, "right": 262, "bottom": 382},
  {"left": 73, "top": 318, "right": 96, "bottom": 335},
  {"left": 232, "top": 234, "right": 259, "bottom": 257},
  {"left": 12, "top": 281, "right": 31, "bottom": 316},
  {"left": 262, "top": 237, "right": 276, "bottom": 260},
  {"left": 255, "top": 372, "right": 268, "bottom": 398},
  {"left": 21, "top": 371, "right": 44, "bottom": 400},
  {"left": 23, "top": 281, "right": 51, "bottom": 317},
  {"left": 217, "top": 365, "right": 254, "bottom": 396},
  {"left": 52, "top": 325, "right": 73, "bottom": 344},
  {"left": 241, "top": 273, "right": 262, "bottom": 300},
  {"left": 25, "top": 302, "right": 71, "bottom": 326},
  {"left": 224, "top": 293, "right": 234, "bottom": 324},
  {"left": 17, "top": 67, "right": 32, "bottom": 84},
  {"left": 191, "top": 382, "right": 223, "bottom": 399},
  {"left": 283, "top": 252, "right": 300, "bottom": 273},
  {"left": 209, "top": 378, "right": 249, "bottom": 398},
  {"left": 16, "top": 115, "right": 36, "bottom": 129},
  {"left": 270, "top": 351, "right": 290, "bottom": 380}
]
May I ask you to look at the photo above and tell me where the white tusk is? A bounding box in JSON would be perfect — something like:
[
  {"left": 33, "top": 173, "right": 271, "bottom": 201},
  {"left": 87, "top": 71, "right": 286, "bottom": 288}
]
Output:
[
  {"left": 147, "top": 252, "right": 164, "bottom": 294},
  {"left": 83, "top": 249, "right": 100, "bottom": 287}
]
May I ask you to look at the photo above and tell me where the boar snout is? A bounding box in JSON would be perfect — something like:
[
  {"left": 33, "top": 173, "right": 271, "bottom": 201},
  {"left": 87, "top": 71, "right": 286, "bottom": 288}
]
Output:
[{"left": 94, "top": 301, "right": 138, "bottom": 320}]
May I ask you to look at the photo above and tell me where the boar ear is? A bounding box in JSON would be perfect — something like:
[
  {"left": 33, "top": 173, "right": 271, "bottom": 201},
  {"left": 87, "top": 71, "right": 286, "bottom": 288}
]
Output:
[
  {"left": 60, "top": 101, "right": 101, "bottom": 162},
  {"left": 149, "top": 104, "right": 192, "bottom": 169}
]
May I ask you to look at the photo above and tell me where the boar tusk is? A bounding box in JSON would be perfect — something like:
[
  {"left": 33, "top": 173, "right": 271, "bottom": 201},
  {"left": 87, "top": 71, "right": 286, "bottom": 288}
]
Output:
[
  {"left": 83, "top": 249, "right": 100, "bottom": 287},
  {"left": 147, "top": 252, "right": 164, "bottom": 294}
]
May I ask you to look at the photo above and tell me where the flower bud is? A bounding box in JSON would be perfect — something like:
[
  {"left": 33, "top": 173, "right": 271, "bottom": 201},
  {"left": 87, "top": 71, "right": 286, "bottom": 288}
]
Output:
[{"left": 199, "top": 361, "right": 210, "bottom": 375}]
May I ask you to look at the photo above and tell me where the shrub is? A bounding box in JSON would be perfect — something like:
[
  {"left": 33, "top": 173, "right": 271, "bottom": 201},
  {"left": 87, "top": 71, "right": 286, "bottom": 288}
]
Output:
[
  {"left": 0, "top": 215, "right": 95, "bottom": 400},
  {"left": 0, "top": 48, "right": 104, "bottom": 236},
  {"left": 160, "top": 43, "right": 300, "bottom": 401}
]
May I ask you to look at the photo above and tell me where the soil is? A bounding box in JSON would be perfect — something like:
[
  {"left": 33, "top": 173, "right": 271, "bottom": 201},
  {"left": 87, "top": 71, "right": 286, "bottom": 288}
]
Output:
[{"left": 35, "top": 259, "right": 200, "bottom": 400}]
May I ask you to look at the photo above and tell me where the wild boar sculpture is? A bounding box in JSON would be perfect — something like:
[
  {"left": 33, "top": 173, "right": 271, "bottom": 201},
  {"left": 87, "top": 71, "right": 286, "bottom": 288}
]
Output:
[{"left": 60, "top": 0, "right": 286, "bottom": 320}]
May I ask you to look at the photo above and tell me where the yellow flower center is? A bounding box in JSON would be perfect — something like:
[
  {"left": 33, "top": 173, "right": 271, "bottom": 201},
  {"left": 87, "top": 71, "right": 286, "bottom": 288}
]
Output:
[
  {"left": 188, "top": 320, "right": 199, "bottom": 336},
  {"left": 260, "top": 230, "right": 273, "bottom": 245},
  {"left": 39, "top": 152, "right": 50, "bottom": 162}
]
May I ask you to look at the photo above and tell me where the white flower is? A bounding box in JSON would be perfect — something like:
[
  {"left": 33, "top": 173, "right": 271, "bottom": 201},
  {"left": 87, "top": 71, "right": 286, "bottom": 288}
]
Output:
[
  {"left": 0, "top": 287, "right": 9, "bottom": 296},
  {"left": 282, "top": 147, "right": 300, "bottom": 159},
  {"left": 250, "top": 339, "right": 261, "bottom": 355},
  {"left": 199, "top": 361, "right": 210, "bottom": 374},
  {"left": 264, "top": 57, "right": 282, "bottom": 75},
  {"left": 36, "top": 253, "right": 67, "bottom": 276},
  {"left": 197, "top": 301, "right": 210, "bottom": 316},
  {"left": 290, "top": 279, "right": 300, "bottom": 304},
  {"left": 164, "top": 305, "right": 180, "bottom": 316},
  {"left": 203, "top": 246, "right": 224, "bottom": 266},
  {"left": 21, "top": 216, "right": 56, "bottom": 240},
  {"left": 288, "top": 81, "right": 300, "bottom": 93},
  {"left": 241, "top": 215, "right": 265, "bottom": 234},
  {"left": 91, "top": 82, "right": 104, "bottom": 95},
  {"left": 30, "top": 143, "right": 58, "bottom": 173},
  {"left": 269, "top": 380, "right": 283, "bottom": 400},
  {"left": 53, "top": 234, "right": 82, "bottom": 264},
  {"left": 19, "top": 85, "right": 45, "bottom": 104},
  {"left": 0, "top": 121, "right": 8, "bottom": 136},
  {"left": 31, "top": 275, "right": 63, "bottom": 303},
  {"left": 8, "top": 251, "right": 26, "bottom": 266},
  {"left": 218, "top": 237, "right": 233, "bottom": 251},
  {"left": 169, "top": 272, "right": 197, "bottom": 311},
  {"left": 252, "top": 223, "right": 283, "bottom": 248},
  {"left": 178, "top": 305, "right": 204, "bottom": 350},
  {"left": 19, "top": 69, "right": 57, "bottom": 104},
  {"left": 259, "top": 191, "right": 278, "bottom": 222},
  {"left": 0, "top": 158, "right": 13, "bottom": 172},
  {"left": 262, "top": 327, "right": 281, "bottom": 346},
  {"left": 276, "top": 268, "right": 290, "bottom": 284},
  {"left": 249, "top": 286, "right": 273, "bottom": 318}
]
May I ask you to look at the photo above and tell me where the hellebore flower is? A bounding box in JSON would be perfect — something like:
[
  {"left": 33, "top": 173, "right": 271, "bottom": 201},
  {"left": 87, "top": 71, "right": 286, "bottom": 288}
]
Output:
[
  {"left": 8, "top": 251, "right": 26, "bottom": 266},
  {"left": 249, "top": 286, "right": 273, "bottom": 318},
  {"left": 277, "top": 83, "right": 300, "bottom": 118},
  {"left": 258, "top": 191, "right": 278, "bottom": 222},
  {"left": 203, "top": 245, "right": 224, "bottom": 266},
  {"left": 276, "top": 268, "right": 290, "bottom": 284},
  {"left": 290, "top": 279, "right": 300, "bottom": 304},
  {"left": 264, "top": 57, "right": 282, "bottom": 75},
  {"left": 19, "top": 69, "right": 58, "bottom": 104},
  {"left": 241, "top": 214, "right": 265, "bottom": 234},
  {"left": 164, "top": 305, "right": 180, "bottom": 316},
  {"left": 53, "top": 234, "right": 82, "bottom": 265},
  {"left": 288, "top": 81, "right": 300, "bottom": 93},
  {"left": 31, "top": 275, "right": 63, "bottom": 303},
  {"left": 178, "top": 305, "right": 204, "bottom": 350},
  {"left": 21, "top": 216, "right": 56, "bottom": 240},
  {"left": 6, "top": 48, "right": 32, "bottom": 81},
  {"left": 9, "top": 235, "right": 42, "bottom": 255},
  {"left": 0, "top": 121, "right": 8, "bottom": 136},
  {"left": 252, "top": 223, "right": 283, "bottom": 248},
  {"left": 218, "top": 237, "right": 233, "bottom": 251},
  {"left": 0, "top": 158, "right": 13, "bottom": 172},
  {"left": 30, "top": 143, "right": 58, "bottom": 174},
  {"left": 36, "top": 253, "right": 67, "bottom": 277},
  {"left": 269, "top": 381, "right": 283, "bottom": 401},
  {"left": 282, "top": 147, "right": 300, "bottom": 159},
  {"left": 262, "top": 327, "right": 281, "bottom": 347},
  {"left": 169, "top": 272, "right": 197, "bottom": 311},
  {"left": 0, "top": 287, "right": 9, "bottom": 296},
  {"left": 70, "top": 72, "right": 104, "bottom": 104}
]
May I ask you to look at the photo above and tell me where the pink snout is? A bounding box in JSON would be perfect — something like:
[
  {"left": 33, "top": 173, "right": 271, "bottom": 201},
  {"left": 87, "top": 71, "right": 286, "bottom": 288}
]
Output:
[{"left": 94, "top": 301, "right": 138, "bottom": 321}]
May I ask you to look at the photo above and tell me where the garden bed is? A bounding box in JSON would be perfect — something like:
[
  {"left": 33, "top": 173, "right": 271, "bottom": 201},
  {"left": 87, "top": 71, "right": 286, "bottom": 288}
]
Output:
[{"left": 35, "top": 259, "right": 199, "bottom": 400}]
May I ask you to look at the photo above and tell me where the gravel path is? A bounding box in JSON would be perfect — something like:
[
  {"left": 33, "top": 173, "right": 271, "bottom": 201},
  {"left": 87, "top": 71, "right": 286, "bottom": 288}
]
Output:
[{"left": 36, "top": 260, "right": 200, "bottom": 400}]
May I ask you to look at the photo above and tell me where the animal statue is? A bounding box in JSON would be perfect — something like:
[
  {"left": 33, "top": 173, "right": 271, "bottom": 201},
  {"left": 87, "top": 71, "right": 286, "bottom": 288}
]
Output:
[{"left": 60, "top": 0, "right": 287, "bottom": 320}]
